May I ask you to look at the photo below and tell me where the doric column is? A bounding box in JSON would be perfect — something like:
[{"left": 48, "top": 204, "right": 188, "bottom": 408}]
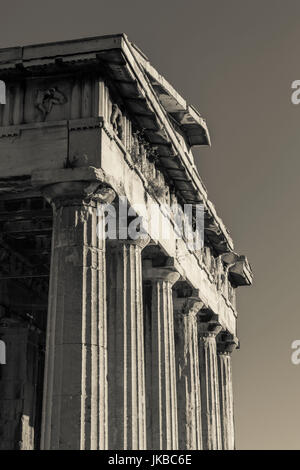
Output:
[
  {"left": 0, "top": 318, "right": 44, "bottom": 450},
  {"left": 143, "top": 262, "right": 180, "bottom": 450},
  {"left": 107, "top": 236, "right": 150, "bottom": 450},
  {"left": 217, "top": 333, "right": 238, "bottom": 450},
  {"left": 39, "top": 177, "right": 115, "bottom": 450},
  {"left": 198, "top": 319, "right": 222, "bottom": 450},
  {"left": 173, "top": 292, "right": 203, "bottom": 450}
]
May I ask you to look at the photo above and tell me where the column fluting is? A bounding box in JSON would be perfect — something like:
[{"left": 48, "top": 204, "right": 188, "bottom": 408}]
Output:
[
  {"left": 198, "top": 319, "right": 222, "bottom": 450},
  {"left": 107, "top": 236, "right": 150, "bottom": 450},
  {"left": 173, "top": 293, "right": 203, "bottom": 450},
  {"left": 40, "top": 182, "right": 115, "bottom": 450},
  {"left": 217, "top": 333, "right": 238, "bottom": 450},
  {"left": 143, "top": 263, "right": 180, "bottom": 450}
]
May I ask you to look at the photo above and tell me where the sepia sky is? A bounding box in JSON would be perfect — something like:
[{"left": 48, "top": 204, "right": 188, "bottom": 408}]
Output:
[{"left": 1, "top": 0, "right": 300, "bottom": 450}]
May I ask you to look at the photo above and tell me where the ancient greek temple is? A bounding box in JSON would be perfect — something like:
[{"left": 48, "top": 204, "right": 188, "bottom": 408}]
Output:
[{"left": 0, "top": 34, "right": 252, "bottom": 450}]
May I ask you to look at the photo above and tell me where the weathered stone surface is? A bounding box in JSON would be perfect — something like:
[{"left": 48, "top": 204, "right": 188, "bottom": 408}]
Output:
[
  {"left": 143, "top": 262, "right": 180, "bottom": 450},
  {"left": 40, "top": 181, "right": 115, "bottom": 450},
  {"left": 107, "top": 236, "right": 149, "bottom": 450},
  {"left": 217, "top": 334, "right": 238, "bottom": 450},
  {"left": 0, "top": 322, "right": 43, "bottom": 450},
  {"left": 174, "top": 294, "right": 204, "bottom": 450},
  {"left": 198, "top": 321, "right": 222, "bottom": 450}
]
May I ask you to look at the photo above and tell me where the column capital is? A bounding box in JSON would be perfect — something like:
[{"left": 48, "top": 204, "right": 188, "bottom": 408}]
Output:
[
  {"left": 31, "top": 167, "right": 116, "bottom": 206},
  {"left": 173, "top": 295, "right": 205, "bottom": 317},
  {"left": 198, "top": 321, "right": 222, "bottom": 338},
  {"left": 217, "top": 333, "right": 239, "bottom": 355},
  {"left": 143, "top": 262, "right": 180, "bottom": 286}
]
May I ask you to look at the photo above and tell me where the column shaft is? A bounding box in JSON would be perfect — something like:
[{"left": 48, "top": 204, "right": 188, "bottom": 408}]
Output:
[
  {"left": 41, "top": 185, "right": 114, "bottom": 449},
  {"left": 217, "top": 336, "right": 237, "bottom": 450},
  {"left": 144, "top": 265, "right": 180, "bottom": 450},
  {"left": 174, "top": 297, "right": 203, "bottom": 450},
  {"left": 107, "top": 237, "right": 149, "bottom": 450},
  {"left": 198, "top": 322, "right": 222, "bottom": 450},
  {"left": 0, "top": 321, "right": 43, "bottom": 449}
]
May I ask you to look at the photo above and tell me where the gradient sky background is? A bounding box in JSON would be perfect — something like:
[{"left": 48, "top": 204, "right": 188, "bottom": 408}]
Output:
[{"left": 1, "top": 0, "right": 300, "bottom": 450}]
